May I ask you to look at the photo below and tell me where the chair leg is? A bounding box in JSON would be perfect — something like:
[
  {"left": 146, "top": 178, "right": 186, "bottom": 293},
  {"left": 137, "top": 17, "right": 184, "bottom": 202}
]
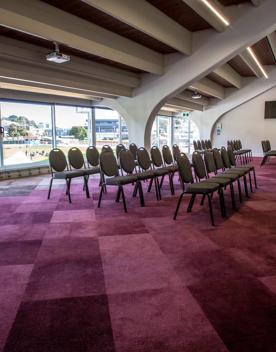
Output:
[
  {"left": 116, "top": 187, "right": 121, "bottom": 202},
  {"left": 47, "top": 178, "right": 53, "bottom": 199},
  {"left": 252, "top": 168, "right": 257, "bottom": 188},
  {"left": 237, "top": 179, "right": 242, "bottom": 203},
  {"left": 120, "top": 186, "right": 127, "bottom": 213},
  {"left": 138, "top": 182, "right": 145, "bottom": 207},
  {"left": 173, "top": 192, "right": 184, "bottom": 220},
  {"left": 261, "top": 155, "right": 267, "bottom": 166},
  {"left": 200, "top": 194, "right": 206, "bottom": 206},
  {"left": 160, "top": 175, "right": 165, "bottom": 188},
  {"left": 243, "top": 175, "right": 249, "bottom": 198},
  {"left": 147, "top": 178, "right": 153, "bottom": 192},
  {"left": 156, "top": 177, "right": 162, "bottom": 200},
  {"left": 207, "top": 193, "right": 215, "bottom": 226},
  {"left": 132, "top": 183, "right": 138, "bottom": 198},
  {"left": 84, "top": 176, "right": 90, "bottom": 198},
  {"left": 169, "top": 173, "right": 175, "bottom": 195},
  {"left": 97, "top": 185, "right": 104, "bottom": 208},
  {"left": 230, "top": 183, "right": 237, "bottom": 210},
  {"left": 248, "top": 172, "right": 253, "bottom": 193},
  {"left": 219, "top": 189, "right": 226, "bottom": 218},
  {"left": 153, "top": 177, "right": 160, "bottom": 200},
  {"left": 66, "top": 178, "right": 72, "bottom": 203},
  {"left": 187, "top": 194, "right": 196, "bottom": 213}
]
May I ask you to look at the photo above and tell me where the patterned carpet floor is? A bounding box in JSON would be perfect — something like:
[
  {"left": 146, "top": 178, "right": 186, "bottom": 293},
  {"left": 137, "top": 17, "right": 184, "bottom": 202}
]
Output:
[{"left": 1, "top": 158, "right": 276, "bottom": 351}]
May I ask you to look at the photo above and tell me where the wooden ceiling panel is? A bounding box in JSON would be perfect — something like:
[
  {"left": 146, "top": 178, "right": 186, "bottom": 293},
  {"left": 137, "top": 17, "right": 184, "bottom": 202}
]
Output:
[
  {"left": 228, "top": 56, "right": 255, "bottom": 77},
  {"left": 207, "top": 72, "right": 234, "bottom": 88},
  {"left": 0, "top": 25, "right": 146, "bottom": 73},
  {"left": 252, "top": 37, "right": 276, "bottom": 65},
  {"left": 42, "top": 0, "right": 176, "bottom": 54},
  {"left": 147, "top": 0, "right": 212, "bottom": 31},
  {"left": 218, "top": 0, "right": 250, "bottom": 5}
]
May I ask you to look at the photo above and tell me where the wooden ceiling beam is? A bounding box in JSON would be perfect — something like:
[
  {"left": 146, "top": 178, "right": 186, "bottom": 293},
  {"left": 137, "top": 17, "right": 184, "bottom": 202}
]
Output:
[
  {"left": 190, "top": 78, "right": 225, "bottom": 99},
  {"left": 0, "top": 0, "right": 164, "bottom": 74},
  {"left": 82, "top": 0, "right": 192, "bottom": 55},
  {"left": 182, "top": 0, "right": 229, "bottom": 32}
]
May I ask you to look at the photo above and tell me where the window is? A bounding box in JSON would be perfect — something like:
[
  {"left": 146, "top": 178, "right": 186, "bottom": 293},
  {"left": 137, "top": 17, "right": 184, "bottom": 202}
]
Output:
[
  {"left": 0, "top": 101, "right": 129, "bottom": 169},
  {"left": 55, "top": 105, "right": 91, "bottom": 155},
  {"left": 151, "top": 115, "right": 172, "bottom": 148},
  {"left": 95, "top": 108, "right": 128, "bottom": 150},
  {"left": 151, "top": 113, "right": 199, "bottom": 154},
  {"left": 0, "top": 101, "right": 53, "bottom": 166}
]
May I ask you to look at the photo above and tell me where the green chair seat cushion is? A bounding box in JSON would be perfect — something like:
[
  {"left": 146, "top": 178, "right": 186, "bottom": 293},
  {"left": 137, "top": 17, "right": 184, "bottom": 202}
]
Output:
[
  {"left": 85, "top": 166, "right": 100, "bottom": 175},
  {"left": 53, "top": 170, "right": 85, "bottom": 179},
  {"left": 153, "top": 168, "right": 169, "bottom": 176},
  {"left": 106, "top": 174, "right": 138, "bottom": 186},
  {"left": 136, "top": 170, "right": 155, "bottom": 180},
  {"left": 212, "top": 172, "right": 240, "bottom": 181},
  {"left": 186, "top": 182, "right": 219, "bottom": 193},
  {"left": 203, "top": 177, "right": 231, "bottom": 186}
]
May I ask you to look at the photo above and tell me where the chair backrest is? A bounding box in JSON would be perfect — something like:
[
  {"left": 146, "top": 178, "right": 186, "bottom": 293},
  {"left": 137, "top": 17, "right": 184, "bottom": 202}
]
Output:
[
  {"left": 207, "top": 139, "right": 212, "bottom": 149},
  {"left": 49, "top": 148, "right": 67, "bottom": 172},
  {"left": 100, "top": 151, "right": 119, "bottom": 177},
  {"left": 197, "top": 140, "right": 202, "bottom": 150},
  {"left": 227, "top": 147, "right": 236, "bottom": 166},
  {"left": 237, "top": 140, "right": 242, "bottom": 149},
  {"left": 137, "top": 147, "right": 151, "bottom": 171},
  {"left": 204, "top": 151, "right": 217, "bottom": 174},
  {"left": 162, "top": 145, "right": 173, "bottom": 165},
  {"left": 116, "top": 144, "right": 126, "bottom": 158},
  {"left": 68, "top": 147, "right": 85, "bottom": 170},
  {"left": 220, "top": 147, "right": 231, "bottom": 168},
  {"left": 233, "top": 140, "right": 240, "bottom": 151},
  {"left": 172, "top": 144, "right": 181, "bottom": 162},
  {"left": 129, "top": 143, "right": 138, "bottom": 160},
  {"left": 213, "top": 149, "right": 224, "bottom": 170},
  {"left": 86, "top": 146, "right": 99, "bottom": 167},
  {"left": 151, "top": 146, "right": 163, "bottom": 167},
  {"left": 193, "top": 140, "right": 198, "bottom": 150},
  {"left": 201, "top": 140, "right": 206, "bottom": 150},
  {"left": 205, "top": 140, "right": 209, "bottom": 149},
  {"left": 177, "top": 153, "right": 194, "bottom": 184},
  {"left": 101, "top": 145, "right": 113, "bottom": 153},
  {"left": 267, "top": 140, "right": 271, "bottom": 151},
  {"left": 119, "top": 149, "right": 136, "bottom": 174},
  {"left": 192, "top": 151, "right": 207, "bottom": 179}
]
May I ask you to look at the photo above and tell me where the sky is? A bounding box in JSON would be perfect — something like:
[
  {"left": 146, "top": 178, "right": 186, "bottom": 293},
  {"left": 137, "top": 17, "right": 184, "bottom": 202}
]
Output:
[{"left": 0, "top": 101, "right": 120, "bottom": 128}]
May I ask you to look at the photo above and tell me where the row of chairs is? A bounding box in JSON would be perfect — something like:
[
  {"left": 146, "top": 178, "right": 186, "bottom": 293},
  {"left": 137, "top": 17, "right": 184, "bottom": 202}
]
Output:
[
  {"left": 174, "top": 146, "right": 257, "bottom": 226},
  {"left": 193, "top": 139, "right": 212, "bottom": 152},
  {"left": 48, "top": 143, "right": 180, "bottom": 206},
  {"left": 227, "top": 140, "right": 252, "bottom": 164},
  {"left": 48, "top": 143, "right": 257, "bottom": 226},
  {"left": 261, "top": 140, "right": 276, "bottom": 166}
]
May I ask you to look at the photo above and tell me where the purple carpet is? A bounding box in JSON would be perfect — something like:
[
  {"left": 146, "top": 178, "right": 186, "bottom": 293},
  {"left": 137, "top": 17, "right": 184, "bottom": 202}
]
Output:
[{"left": 1, "top": 158, "right": 276, "bottom": 351}]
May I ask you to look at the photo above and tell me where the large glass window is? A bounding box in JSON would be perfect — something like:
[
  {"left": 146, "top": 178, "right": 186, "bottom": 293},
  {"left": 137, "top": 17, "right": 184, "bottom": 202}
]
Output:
[
  {"left": 55, "top": 105, "right": 91, "bottom": 155},
  {"left": 95, "top": 108, "right": 128, "bottom": 150},
  {"left": 1, "top": 101, "right": 53, "bottom": 166},
  {"left": 0, "top": 101, "right": 129, "bottom": 168},
  {"left": 151, "top": 113, "right": 199, "bottom": 154},
  {"left": 151, "top": 115, "right": 172, "bottom": 148}
]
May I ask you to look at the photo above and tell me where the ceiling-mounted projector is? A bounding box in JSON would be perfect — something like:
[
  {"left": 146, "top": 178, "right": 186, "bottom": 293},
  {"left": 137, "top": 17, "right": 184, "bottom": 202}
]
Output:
[{"left": 46, "top": 42, "right": 70, "bottom": 64}]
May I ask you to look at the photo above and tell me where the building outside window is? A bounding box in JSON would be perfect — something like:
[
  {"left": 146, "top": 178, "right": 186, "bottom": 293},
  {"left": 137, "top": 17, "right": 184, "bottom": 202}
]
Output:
[{"left": 0, "top": 101, "right": 53, "bottom": 166}]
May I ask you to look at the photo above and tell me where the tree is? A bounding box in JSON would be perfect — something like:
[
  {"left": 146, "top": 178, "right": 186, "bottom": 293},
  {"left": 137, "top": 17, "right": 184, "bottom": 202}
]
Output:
[
  {"left": 6, "top": 115, "right": 38, "bottom": 129},
  {"left": 8, "top": 123, "right": 27, "bottom": 137},
  {"left": 69, "top": 126, "right": 87, "bottom": 141}
]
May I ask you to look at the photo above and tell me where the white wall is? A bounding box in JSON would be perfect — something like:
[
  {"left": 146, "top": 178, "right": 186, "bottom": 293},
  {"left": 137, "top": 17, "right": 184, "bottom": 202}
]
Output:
[{"left": 212, "top": 87, "right": 276, "bottom": 156}]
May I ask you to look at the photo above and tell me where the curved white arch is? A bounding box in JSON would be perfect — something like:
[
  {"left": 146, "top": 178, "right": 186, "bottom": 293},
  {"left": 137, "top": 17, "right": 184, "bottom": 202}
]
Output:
[{"left": 112, "top": 0, "right": 276, "bottom": 147}]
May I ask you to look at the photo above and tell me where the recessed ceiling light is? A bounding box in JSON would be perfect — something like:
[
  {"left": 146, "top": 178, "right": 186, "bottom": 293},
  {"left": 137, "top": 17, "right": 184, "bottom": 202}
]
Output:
[
  {"left": 246, "top": 47, "right": 269, "bottom": 79},
  {"left": 192, "top": 91, "right": 202, "bottom": 100},
  {"left": 200, "top": 0, "right": 230, "bottom": 26}
]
